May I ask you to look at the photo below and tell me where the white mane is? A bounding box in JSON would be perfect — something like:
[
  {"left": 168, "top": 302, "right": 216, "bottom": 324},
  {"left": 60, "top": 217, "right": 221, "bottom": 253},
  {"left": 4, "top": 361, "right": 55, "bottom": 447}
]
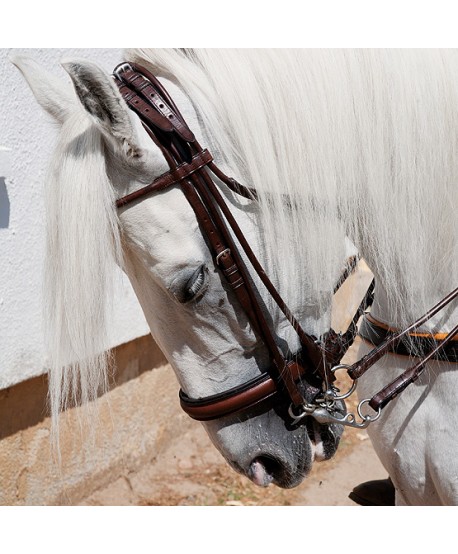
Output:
[
  {"left": 44, "top": 111, "right": 121, "bottom": 438},
  {"left": 127, "top": 49, "right": 457, "bottom": 325}
]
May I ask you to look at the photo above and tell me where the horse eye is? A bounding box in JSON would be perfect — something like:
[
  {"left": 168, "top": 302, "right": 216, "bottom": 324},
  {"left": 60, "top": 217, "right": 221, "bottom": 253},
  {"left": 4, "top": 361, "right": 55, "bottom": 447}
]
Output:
[{"left": 182, "top": 265, "right": 209, "bottom": 303}]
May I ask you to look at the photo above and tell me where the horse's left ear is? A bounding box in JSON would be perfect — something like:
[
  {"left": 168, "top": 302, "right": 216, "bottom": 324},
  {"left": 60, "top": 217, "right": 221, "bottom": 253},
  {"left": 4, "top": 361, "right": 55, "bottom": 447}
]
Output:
[
  {"left": 62, "top": 59, "right": 142, "bottom": 158},
  {"left": 11, "top": 55, "right": 76, "bottom": 124}
]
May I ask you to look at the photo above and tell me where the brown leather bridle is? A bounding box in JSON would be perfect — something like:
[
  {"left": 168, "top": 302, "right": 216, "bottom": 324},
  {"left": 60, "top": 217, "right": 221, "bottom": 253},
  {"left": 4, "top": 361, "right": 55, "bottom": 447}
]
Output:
[{"left": 113, "top": 62, "right": 458, "bottom": 429}]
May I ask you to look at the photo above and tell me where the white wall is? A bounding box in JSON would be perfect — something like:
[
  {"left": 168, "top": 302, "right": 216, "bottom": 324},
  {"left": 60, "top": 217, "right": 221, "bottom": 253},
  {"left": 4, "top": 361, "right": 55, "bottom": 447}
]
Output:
[{"left": 0, "top": 48, "right": 150, "bottom": 389}]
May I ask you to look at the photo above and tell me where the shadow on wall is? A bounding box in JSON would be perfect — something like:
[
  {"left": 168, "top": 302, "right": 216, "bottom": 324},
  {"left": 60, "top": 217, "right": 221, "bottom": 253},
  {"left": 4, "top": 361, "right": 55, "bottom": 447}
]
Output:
[
  {"left": 0, "top": 178, "right": 10, "bottom": 228},
  {"left": 0, "top": 334, "right": 165, "bottom": 441}
]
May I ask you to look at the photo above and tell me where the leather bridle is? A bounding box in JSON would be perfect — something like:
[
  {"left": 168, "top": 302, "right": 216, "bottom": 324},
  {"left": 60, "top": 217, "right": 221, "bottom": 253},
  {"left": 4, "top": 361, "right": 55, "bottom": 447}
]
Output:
[{"left": 113, "top": 62, "right": 458, "bottom": 429}]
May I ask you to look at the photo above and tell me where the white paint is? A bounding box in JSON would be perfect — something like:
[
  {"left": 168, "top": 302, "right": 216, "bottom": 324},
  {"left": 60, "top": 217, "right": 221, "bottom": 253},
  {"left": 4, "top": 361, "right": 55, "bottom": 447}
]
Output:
[
  {"left": 0, "top": 146, "right": 11, "bottom": 176},
  {"left": 0, "top": 48, "right": 149, "bottom": 389}
]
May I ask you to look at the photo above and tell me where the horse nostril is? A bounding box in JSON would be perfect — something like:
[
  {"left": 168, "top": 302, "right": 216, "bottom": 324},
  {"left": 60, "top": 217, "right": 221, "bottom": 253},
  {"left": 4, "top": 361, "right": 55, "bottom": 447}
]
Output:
[{"left": 249, "top": 456, "right": 282, "bottom": 487}]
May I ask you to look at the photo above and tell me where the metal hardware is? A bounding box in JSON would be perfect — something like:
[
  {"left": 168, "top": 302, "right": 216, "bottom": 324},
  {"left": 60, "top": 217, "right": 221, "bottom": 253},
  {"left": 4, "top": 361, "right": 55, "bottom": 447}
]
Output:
[
  {"left": 330, "top": 364, "right": 358, "bottom": 400},
  {"left": 215, "top": 248, "right": 231, "bottom": 266},
  {"left": 288, "top": 384, "right": 382, "bottom": 429},
  {"left": 288, "top": 402, "right": 316, "bottom": 426}
]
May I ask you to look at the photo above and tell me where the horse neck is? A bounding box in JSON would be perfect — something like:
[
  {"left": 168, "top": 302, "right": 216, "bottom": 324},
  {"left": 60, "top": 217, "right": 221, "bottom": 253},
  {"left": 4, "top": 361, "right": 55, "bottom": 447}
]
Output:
[{"left": 360, "top": 252, "right": 457, "bottom": 335}]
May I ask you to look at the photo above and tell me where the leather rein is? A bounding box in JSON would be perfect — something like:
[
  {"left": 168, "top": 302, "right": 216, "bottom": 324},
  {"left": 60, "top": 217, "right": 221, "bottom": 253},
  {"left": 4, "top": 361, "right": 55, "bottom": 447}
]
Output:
[{"left": 113, "top": 62, "right": 458, "bottom": 429}]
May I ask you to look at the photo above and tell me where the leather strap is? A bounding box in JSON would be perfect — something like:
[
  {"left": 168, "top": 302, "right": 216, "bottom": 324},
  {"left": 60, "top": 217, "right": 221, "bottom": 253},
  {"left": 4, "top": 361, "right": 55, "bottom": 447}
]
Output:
[
  {"left": 179, "top": 373, "right": 277, "bottom": 421},
  {"left": 348, "top": 286, "right": 458, "bottom": 381},
  {"left": 115, "top": 63, "right": 195, "bottom": 142},
  {"left": 359, "top": 312, "right": 458, "bottom": 363},
  {"left": 368, "top": 322, "right": 458, "bottom": 411},
  {"left": 116, "top": 150, "right": 213, "bottom": 208}
]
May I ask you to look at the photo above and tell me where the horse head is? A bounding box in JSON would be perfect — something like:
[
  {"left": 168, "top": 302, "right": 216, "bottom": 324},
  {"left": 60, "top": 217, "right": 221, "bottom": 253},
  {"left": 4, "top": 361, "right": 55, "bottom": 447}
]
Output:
[{"left": 13, "top": 54, "right": 347, "bottom": 488}]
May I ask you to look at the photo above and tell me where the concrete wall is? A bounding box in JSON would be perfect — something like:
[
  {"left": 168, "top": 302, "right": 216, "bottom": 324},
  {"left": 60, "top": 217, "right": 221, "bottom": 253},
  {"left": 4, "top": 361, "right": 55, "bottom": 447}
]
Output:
[
  {"left": 0, "top": 48, "right": 149, "bottom": 389},
  {"left": 0, "top": 334, "right": 187, "bottom": 505}
]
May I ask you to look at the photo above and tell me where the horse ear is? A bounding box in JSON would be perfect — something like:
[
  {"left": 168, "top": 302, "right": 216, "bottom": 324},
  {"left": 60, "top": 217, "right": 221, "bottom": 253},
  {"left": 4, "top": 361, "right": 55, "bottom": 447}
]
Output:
[
  {"left": 10, "top": 55, "right": 76, "bottom": 124},
  {"left": 61, "top": 58, "right": 141, "bottom": 157}
]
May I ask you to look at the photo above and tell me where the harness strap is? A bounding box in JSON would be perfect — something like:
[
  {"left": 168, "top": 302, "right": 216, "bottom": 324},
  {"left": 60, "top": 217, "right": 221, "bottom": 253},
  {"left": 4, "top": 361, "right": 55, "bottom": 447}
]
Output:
[
  {"left": 179, "top": 373, "right": 277, "bottom": 421},
  {"left": 368, "top": 322, "right": 458, "bottom": 411},
  {"left": 348, "top": 286, "right": 458, "bottom": 381},
  {"left": 115, "top": 62, "right": 195, "bottom": 142},
  {"left": 359, "top": 312, "right": 458, "bottom": 363}
]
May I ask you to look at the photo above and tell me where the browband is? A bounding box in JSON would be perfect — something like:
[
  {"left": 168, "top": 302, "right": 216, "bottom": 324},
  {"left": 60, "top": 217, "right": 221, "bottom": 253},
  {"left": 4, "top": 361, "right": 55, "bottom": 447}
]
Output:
[{"left": 116, "top": 150, "right": 213, "bottom": 208}]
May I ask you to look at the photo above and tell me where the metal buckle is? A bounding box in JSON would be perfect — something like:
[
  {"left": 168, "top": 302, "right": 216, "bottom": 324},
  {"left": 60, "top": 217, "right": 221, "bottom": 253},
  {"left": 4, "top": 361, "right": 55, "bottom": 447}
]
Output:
[
  {"left": 215, "top": 248, "right": 231, "bottom": 266},
  {"left": 113, "top": 62, "right": 133, "bottom": 79}
]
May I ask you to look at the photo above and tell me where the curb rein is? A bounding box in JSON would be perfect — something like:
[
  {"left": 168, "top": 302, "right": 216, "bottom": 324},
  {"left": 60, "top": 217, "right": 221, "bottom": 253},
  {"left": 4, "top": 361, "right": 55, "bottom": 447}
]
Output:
[{"left": 113, "top": 62, "right": 458, "bottom": 430}]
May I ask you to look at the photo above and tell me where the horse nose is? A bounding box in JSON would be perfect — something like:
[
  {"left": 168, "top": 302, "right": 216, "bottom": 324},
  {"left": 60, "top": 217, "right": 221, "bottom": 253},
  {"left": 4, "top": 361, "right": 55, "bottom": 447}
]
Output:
[{"left": 248, "top": 455, "right": 284, "bottom": 487}]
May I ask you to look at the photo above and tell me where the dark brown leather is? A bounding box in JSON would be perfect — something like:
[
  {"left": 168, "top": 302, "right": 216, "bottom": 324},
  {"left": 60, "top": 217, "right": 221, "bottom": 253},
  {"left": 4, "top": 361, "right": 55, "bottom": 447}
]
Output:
[
  {"left": 179, "top": 373, "right": 277, "bottom": 421},
  {"left": 116, "top": 150, "right": 213, "bottom": 208},
  {"left": 116, "top": 63, "right": 195, "bottom": 142},
  {"left": 368, "top": 322, "right": 458, "bottom": 411}
]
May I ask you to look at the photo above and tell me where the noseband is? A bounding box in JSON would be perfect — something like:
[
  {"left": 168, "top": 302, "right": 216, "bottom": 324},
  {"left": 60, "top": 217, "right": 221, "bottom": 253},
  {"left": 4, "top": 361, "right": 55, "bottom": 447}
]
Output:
[{"left": 113, "top": 62, "right": 458, "bottom": 429}]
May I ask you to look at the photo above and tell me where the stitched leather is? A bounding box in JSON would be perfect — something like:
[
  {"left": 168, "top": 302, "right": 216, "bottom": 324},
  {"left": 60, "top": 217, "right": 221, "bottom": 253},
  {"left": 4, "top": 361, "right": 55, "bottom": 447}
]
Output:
[
  {"left": 179, "top": 373, "right": 277, "bottom": 421},
  {"left": 118, "top": 65, "right": 195, "bottom": 143}
]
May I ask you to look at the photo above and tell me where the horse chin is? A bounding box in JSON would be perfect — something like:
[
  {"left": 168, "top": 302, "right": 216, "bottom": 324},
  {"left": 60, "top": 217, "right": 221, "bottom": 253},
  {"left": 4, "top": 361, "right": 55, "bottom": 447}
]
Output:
[
  {"left": 204, "top": 400, "right": 345, "bottom": 489},
  {"left": 307, "top": 419, "right": 343, "bottom": 462},
  {"left": 306, "top": 400, "right": 346, "bottom": 462}
]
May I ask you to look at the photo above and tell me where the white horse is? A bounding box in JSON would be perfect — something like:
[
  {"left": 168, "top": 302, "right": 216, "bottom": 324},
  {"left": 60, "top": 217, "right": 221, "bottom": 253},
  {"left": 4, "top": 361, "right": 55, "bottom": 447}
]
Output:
[{"left": 13, "top": 49, "right": 457, "bottom": 505}]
